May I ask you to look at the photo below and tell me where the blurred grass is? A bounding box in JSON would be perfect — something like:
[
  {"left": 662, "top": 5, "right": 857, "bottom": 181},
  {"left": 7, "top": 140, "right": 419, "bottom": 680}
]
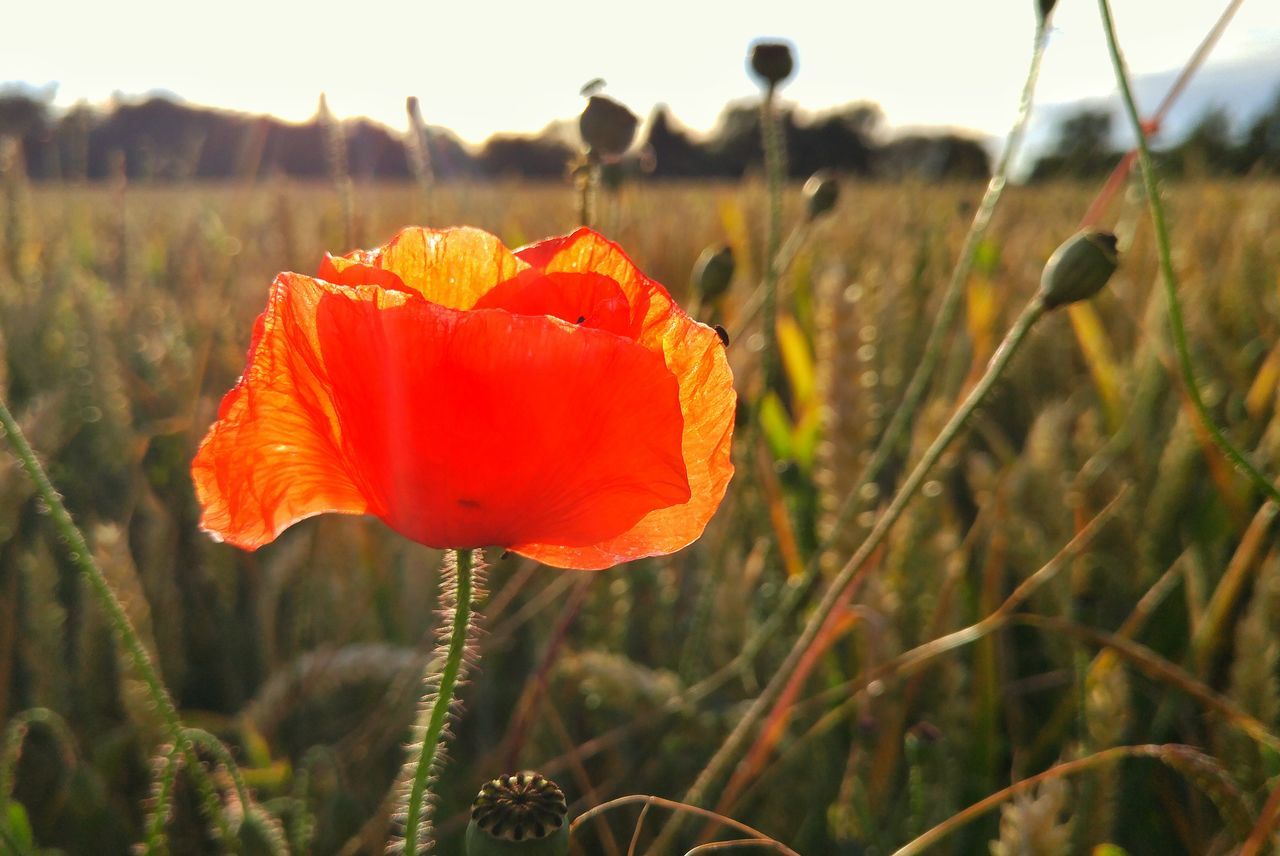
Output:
[{"left": 3, "top": 166, "right": 1280, "bottom": 854}]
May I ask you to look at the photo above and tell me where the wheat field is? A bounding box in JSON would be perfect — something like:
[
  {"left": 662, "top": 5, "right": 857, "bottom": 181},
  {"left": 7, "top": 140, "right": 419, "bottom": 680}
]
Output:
[{"left": 3, "top": 165, "right": 1280, "bottom": 854}]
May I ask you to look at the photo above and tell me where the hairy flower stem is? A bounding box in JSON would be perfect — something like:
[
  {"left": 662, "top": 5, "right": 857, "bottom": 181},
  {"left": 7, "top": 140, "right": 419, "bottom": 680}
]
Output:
[
  {"left": 399, "top": 548, "right": 475, "bottom": 854},
  {"left": 759, "top": 81, "right": 786, "bottom": 397},
  {"left": 684, "top": 20, "right": 1052, "bottom": 705},
  {"left": 654, "top": 297, "right": 1048, "bottom": 851},
  {"left": 1098, "top": 0, "right": 1280, "bottom": 506},
  {"left": 0, "top": 394, "right": 234, "bottom": 847}
]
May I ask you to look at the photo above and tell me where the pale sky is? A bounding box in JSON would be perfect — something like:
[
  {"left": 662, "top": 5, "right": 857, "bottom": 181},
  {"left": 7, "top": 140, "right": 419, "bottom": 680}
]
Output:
[{"left": 6, "top": 0, "right": 1279, "bottom": 146}]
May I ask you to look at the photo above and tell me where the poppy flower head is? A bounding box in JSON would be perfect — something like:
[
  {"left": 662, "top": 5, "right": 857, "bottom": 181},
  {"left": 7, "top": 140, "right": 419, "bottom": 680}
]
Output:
[{"left": 192, "top": 226, "right": 735, "bottom": 570}]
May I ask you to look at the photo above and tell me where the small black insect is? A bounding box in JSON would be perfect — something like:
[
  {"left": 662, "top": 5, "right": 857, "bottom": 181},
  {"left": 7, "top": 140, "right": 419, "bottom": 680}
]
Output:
[
  {"left": 713, "top": 324, "right": 730, "bottom": 346},
  {"left": 576, "top": 315, "right": 586, "bottom": 324}
]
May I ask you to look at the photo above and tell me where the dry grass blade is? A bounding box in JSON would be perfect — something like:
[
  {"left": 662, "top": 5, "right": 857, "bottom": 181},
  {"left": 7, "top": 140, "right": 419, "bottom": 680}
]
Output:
[
  {"left": 1240, "top": 779, "right": 1280, "bottom": 856},
  {"left": 570, "top": 795, "right": 800, "bottom": 856},
  {"left": 734, "top": 488, "right": 1129, "bottom": 791},
  {"left": 1013, "top": 614, "right": 1280, "bottom": 752},
  {"left": 684, "top": 840, "right": 796, "bottom": 854},
  {"left": 891, "top": 744, "right": 1245, "bottom": 856}
]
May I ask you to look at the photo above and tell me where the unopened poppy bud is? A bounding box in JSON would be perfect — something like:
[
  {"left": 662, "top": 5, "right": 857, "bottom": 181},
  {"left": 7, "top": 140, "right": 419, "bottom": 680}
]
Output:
[
  {"left": 803, "top": 170, "right": 839, "bottom": 220},
  {"left": 1038, "top": 230, "right": 1119, "bottom": 309},
  {"left": 749, "top": 41, "right": 794, "bottom": 89},
  {"left": 466, "top": 771, "right": 569, "bottom": 856},
  {"left": 579, "top": 95, "right": 638, "bottom": 159},
  {"left": 693, "top": 244, "right": 735, "bottom": 303}
]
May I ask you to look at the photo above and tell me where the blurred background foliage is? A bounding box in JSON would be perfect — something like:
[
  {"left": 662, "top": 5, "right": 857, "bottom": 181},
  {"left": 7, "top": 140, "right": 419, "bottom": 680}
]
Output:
[{"left": 2, "top": 96, "right": 1280, "bottom": 854}]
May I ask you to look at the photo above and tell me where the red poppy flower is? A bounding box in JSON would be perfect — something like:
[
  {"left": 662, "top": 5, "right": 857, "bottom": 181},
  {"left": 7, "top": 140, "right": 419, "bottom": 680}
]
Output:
[{"left": 191, "top": 227, "right": 736, "bottom": 570}]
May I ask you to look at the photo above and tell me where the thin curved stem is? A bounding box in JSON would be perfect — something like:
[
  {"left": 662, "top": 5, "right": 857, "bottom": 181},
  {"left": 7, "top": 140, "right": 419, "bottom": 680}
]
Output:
[
  {"left": 0, "top": 395, "right": 234, "bottom": 846},
  {"left": 651, "top": 297, "right": 1047, "bottom": 851},
  {"left": 684, "top": 21, "right": 1053, "bottom": 703},
  {"left": 572, "top": 794, "right": 799, "bottom": 856},
  {"left": 399, "top": 548, "right": 475, "bottom": 854},
  {"left": 825, "top": 19, "right": 1050, "bottom": 540},
  {"left": 891, "top": 745, "right": 1165, "bottom": 856},
  {"left": 1098, "top": 0, "right": 1280, "bottom": 507}
]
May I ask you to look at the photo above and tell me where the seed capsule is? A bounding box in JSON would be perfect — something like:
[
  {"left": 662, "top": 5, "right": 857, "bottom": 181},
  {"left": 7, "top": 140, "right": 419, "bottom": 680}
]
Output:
[
  {"left": 466, "top": 771, "right": 569, "bottom": 856},
  {"left": 579, "top": 95, "right": 638, "bottom": 159},
  {"left": 749, "top": 41, "right": 795, "bottom": 89},
  {"left": 803, "top": 170, "right": 840, "bottom": 220},
  {"left": 1038, "top": 230, "right": 1119, "bottom": 309},
  {"left": 693, "top": 244, "right": 736, "bottom": 303}
]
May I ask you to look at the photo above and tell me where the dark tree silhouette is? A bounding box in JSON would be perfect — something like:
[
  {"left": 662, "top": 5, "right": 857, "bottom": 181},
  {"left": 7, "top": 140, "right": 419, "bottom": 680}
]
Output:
[
  {"left": 1, "top": 90, "right": 1003, "bottom": 183},
  {"left": 1031, "top": 108, "right": 1121, "bottom": 180},
  {"left": 1172, "top": 108, "right": 1239, "bottom": 176},
  {"left": 1239, "top": 87, "right": 1280, "bottom": 175},
  {"left": 477, "top": 135, "right": 573, "bottom": 178}
]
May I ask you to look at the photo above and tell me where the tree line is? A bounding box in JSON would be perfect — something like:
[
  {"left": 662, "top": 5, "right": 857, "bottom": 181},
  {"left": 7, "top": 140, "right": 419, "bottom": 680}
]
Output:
[
  {"left": 0, "top": 91, "right": 991, "bottom": 183},
  {"left": 5, "top": 88, "right": 1277, "bottom": 184},
  {"left": 1030, "top": 89, "right": 1280, "bottom": 180}
]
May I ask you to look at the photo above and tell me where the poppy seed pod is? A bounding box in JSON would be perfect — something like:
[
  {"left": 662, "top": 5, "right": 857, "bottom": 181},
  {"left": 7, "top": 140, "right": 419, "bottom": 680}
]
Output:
[
  {"left": 579, "top": 95, "right": 639, "bottom": 159},
  {"left": 803, "top": 170, "right": 840, "bottom": 220},
  {"left": 693, "top": 244, "right": 736, "bottom": 303},
  {"left": 465, "top": 772, "right": 569, "bottom": 856},
  {"left": 749, "top": 41, "right": 794, "bottom": 88},
  {"left": 1038, "top": 230, "right": 1119, "bottom": 309}
]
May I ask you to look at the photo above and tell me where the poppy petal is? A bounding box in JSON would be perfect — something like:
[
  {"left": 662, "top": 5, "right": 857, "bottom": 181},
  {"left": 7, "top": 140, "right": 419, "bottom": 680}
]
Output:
[
  {"left": 317, "top": 253, "right": 415, "bottom": 294},
  {"left": 511, "top": 229, "right": 736, "bottom": 569},
  {"left": 192, "top": 274, "right": 371, "bottom": 549},
  {"left": 313, "top": 286, "right": 691, "bottom": 552},
  {"left": 324, "top": 227, "right": 527, "bottom": 309},
  {"left": 473, "top": 269, "right": 639, "bottom": 339}
]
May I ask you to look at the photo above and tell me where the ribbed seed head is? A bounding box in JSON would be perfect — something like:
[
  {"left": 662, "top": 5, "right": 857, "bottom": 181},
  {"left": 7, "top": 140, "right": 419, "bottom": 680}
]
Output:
[
  {"left": 749, "top": 41, "right": 794, "bottom": 88},
  {"left": 466, "top": 772, "right": 569, "bottom": 855},
  {"left": 693, "top": 244, "right": 736, "bottom": 303},
  {"left": 579, "top": 95, "right": 638, "bottom": 158},
  {"left": 1038, "top": 230, "right": 1119, "bottom": 309},
  {"left": 803, "top": 170, "right": 840, "bottom": 220}
]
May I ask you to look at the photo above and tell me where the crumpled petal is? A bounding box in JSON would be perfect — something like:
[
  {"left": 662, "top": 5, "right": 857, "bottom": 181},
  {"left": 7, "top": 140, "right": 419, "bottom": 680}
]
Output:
[
  {"left": 473, "top": 269, "right": 639, "bottom": 339},
  {"left": 509, "top": 229, "right": 736, "bottom": 569},
  {"left": 320, "top": 226, "right": 527, "bottom": 309},
  {"left": 192, "top": 274, "right": 371, "bottom": 549},
  {"left": 194, "top": 272, "right": 692, "bottom": 557}
]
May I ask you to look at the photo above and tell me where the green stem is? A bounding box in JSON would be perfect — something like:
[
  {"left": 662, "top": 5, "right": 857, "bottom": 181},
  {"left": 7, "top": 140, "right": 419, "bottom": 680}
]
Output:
[
  {"left": 0, "top": 395, "right": 234, "bottom": 846},
  {"left": 759, "top": 82, "right": 786, "bottom": 396},
  {"left": 825, "top": 19, "right": 1050, "bottom": 537},
  {"left": 1098, "top": 0, "right": 1280, "bottom": 506},
  {"left": 684, "top": 21, "right": 1052, "bottom": 705},
  {"left": 400, "top": 548, "right": 475, "bottom": 854},
  {"left": 653, "top": 298, "right": 1047, "bottom": 850},
  {"left": 578, "top": 159, "right": 599, "bottom": 229}
]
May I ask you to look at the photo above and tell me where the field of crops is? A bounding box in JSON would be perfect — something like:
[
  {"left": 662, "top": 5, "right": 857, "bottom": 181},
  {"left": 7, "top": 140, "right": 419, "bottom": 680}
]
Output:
[{"left": 3, "top": 158, "right": 1280, "bottom": 855}]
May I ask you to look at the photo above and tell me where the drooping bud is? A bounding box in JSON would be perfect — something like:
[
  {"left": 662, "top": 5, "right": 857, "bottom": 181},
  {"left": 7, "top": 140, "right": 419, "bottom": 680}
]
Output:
[
  {"left": 465, "top": 771, "right": 569, "bottom": 856},
  {"left": 579, "top": 95, "right": 638, "bottom": 159},
  {"left": 803, "top": 170, "right": 840, "bottom": 220},
  {"left": 1038, "top": 230, "right": 1119, "bottom": 309},
  {"left": 749, "top": 41, "right": 795, "bottom": 89},
  {"left": 693, "top": 245, "right": 736, "bottom": 303}
]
